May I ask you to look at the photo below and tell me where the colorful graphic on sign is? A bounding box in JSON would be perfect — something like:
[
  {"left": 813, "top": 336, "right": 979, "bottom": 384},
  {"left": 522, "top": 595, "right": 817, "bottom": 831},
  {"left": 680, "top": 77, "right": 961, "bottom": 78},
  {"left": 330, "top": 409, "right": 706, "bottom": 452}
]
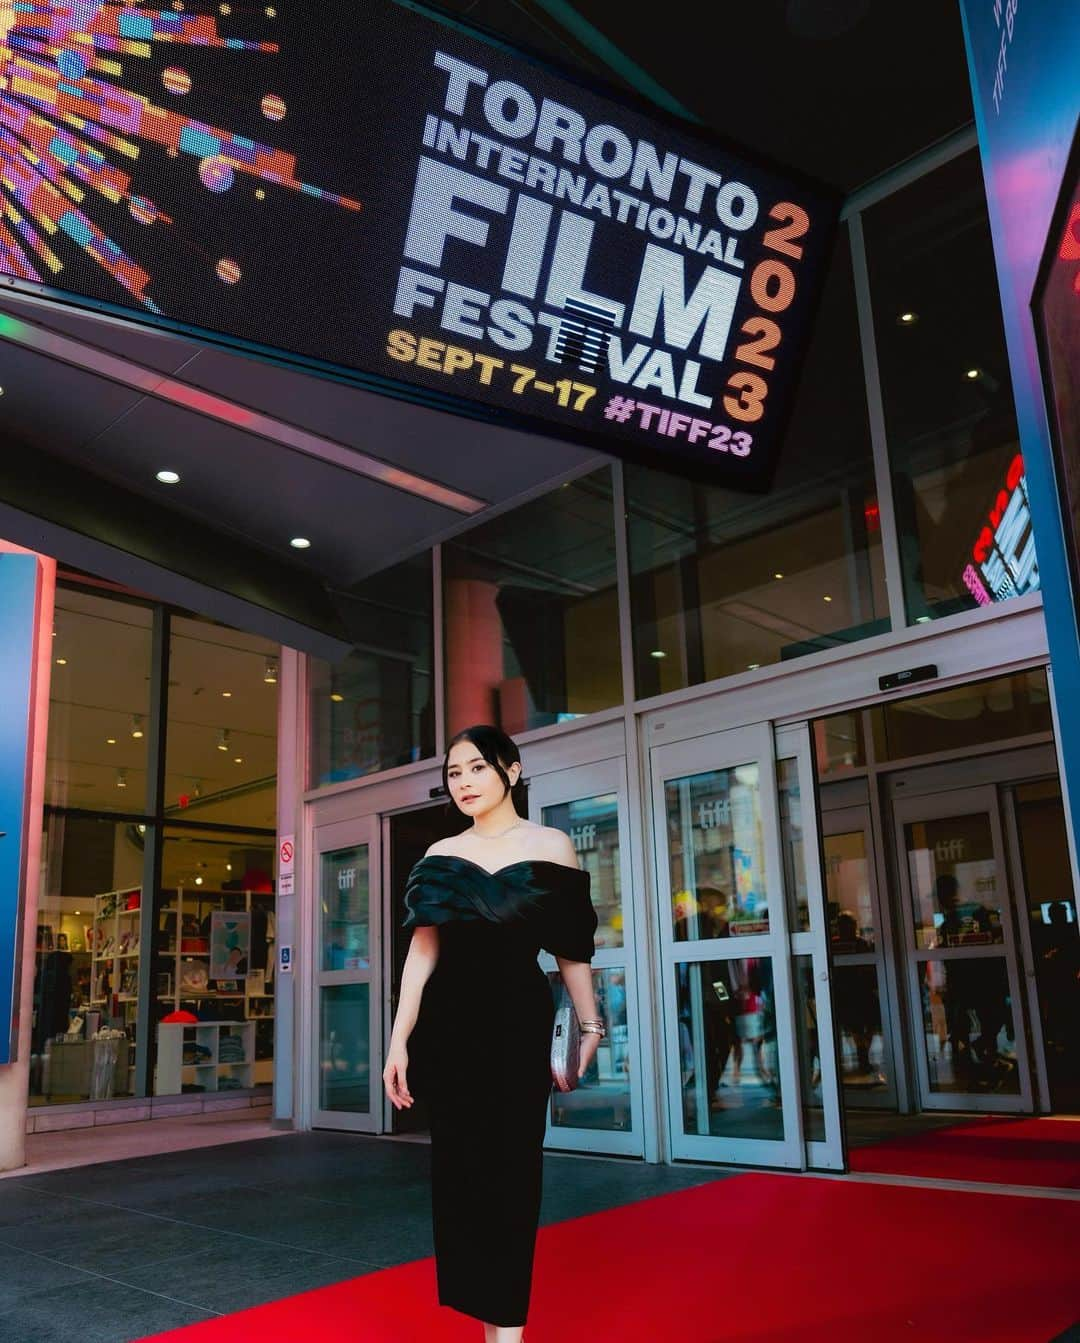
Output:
[{"left": 0, "top": 1, "right": 835, "bottom": 486}]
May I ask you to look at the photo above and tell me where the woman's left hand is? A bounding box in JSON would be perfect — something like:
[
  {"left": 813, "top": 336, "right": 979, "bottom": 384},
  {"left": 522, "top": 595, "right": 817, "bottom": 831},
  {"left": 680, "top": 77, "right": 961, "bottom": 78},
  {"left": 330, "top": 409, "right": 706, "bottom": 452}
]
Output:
[{"left": 578, "top": 1031, "right": 602, "bottom": 1079}]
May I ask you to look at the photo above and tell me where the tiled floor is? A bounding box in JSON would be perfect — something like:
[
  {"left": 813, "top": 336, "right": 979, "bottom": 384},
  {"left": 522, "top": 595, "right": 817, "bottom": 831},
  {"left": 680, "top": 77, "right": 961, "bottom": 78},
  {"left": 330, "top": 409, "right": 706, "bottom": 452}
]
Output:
[
  {"left": 0, "top": 1132, "right": 729, "bottom": 1342},
  {"left": 1, "top": 1108, "right": 283, "bottom": 1180}
]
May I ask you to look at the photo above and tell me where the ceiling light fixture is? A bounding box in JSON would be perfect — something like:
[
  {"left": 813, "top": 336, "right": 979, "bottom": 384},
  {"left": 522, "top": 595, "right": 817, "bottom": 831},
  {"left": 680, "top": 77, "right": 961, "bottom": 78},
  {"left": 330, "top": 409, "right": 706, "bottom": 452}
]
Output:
[
  {"left": 330, "top": 692, "right": 344, "bottom": 703},
  {"left": 773, "top": 572, "right": 784, "bottom": 580},
  {"left": 55, "top": 657, "right": 67, "bottom": 666},
  {"left": 233, "top": 756, "right": 244, "bottom": 764},
  {"left": 226, "top": 863, "right": 233, "bottom": 872},
  {"left": 263, "top": 658, "right": 278, "bottom": 685},
  {"left": 217, "top": 728, "right": 230, "bottom": 752},
  {"left": 131, "top": 714, "right": 144, "bottom": 739},
  {"left": 966, "top": 367, "right": 980, "bottom": 380},
  {"left": 194, "top": 875, "right": 203, "bottom": 886},
  {"left": 649, "top": 649, "right": 667, "bottom": 659},
  {"left": 290, "top": 536, "right": 311, "bottom": 550},
  {"left": 823, "top": 595, "right": 833, "bottom": 603},
  {"left": 106, "top": 737, "right": 117, "bottom": 746},
  {"left": 221, "top": 690, "right": 232, "bottom": 698},
  {"left": 897, "top": 311, "right": 918, "bottom": 325},
  {"left": 156, "top": 469, "right": 181, "bottom": 485},
  {"left": 116, "top": 768, "right": 128, "bottom": 789}
]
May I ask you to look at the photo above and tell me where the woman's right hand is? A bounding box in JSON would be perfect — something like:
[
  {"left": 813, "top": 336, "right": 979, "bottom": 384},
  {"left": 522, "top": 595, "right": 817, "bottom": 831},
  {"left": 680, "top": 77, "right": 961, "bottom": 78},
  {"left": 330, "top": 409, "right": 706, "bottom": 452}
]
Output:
[{"left": 383, "top": 1044, "right": 413, "bottom": 1109}]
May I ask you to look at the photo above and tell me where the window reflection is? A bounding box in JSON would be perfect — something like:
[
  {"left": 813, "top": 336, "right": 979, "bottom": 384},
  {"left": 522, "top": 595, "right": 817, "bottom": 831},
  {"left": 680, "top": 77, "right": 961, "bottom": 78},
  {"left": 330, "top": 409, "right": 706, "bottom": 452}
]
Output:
[
  {"left": 548, "top": 967, "right": 631, "bottom": 1132},
  {"left": 310, "top": 553, "right": 434, "bottom": 787},
  {"left": 541, "top": 794, "right": 622, "bottom": 949},
  {"left": 627, "top": 231, "right": 886, "bottom": 695},
  {"left": 677, "top": 958, "right": 783, "bottom": 1140},
  {"left": 666, "top": 764, "right": 770, "bottom": 940},
  {"left": 920, "top": 960, "right": 1019, "bottom": 1095},
  {"left": 864, "top": 150, "right": 1034, "bottom": 621},
  {"left": 443, "top": 469, "right": 620, "bottom": 736}
]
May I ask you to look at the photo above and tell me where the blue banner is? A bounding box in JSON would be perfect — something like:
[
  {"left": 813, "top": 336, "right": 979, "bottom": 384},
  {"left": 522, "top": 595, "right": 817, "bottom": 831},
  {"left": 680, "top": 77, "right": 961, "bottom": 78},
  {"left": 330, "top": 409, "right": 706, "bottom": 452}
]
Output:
[
  {"left": 958, "top": 0, "right": 1080, "bottom": 833},
  {"left": 0, "top": 554, "right": 40, "bottom": 1066}
]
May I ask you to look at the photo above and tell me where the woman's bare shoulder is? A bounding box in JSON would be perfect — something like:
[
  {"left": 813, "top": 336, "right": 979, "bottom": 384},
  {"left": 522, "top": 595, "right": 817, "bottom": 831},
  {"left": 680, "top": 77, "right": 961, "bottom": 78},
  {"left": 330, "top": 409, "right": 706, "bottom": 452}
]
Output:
[{"left": 530, "top": 824, "right": 580, "bottom": 869}]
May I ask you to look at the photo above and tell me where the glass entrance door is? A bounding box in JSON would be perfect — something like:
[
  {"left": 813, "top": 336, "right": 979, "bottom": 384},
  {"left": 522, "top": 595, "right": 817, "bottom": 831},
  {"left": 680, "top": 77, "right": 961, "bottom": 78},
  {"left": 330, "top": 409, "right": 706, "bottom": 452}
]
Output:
[
  {"left": 530, "top": 759, "right": 644, "bottom": 1157},
  {"left": 311, "top": 815, "right": 380, "bottom": 1131},
  {"left": 650, "top": 722, "right": 841, "bottom": 1168},
  {"left": 821, "top": 807, "right": 899, "bottom": 1110},
  {"left": 893, "top": 788, "right": 1032, "bottom": 1112}
]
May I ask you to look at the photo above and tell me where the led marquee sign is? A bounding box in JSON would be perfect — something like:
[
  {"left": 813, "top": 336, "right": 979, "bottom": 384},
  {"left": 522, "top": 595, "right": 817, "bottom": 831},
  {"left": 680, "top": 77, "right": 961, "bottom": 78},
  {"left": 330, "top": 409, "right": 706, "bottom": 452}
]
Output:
[{"left": 0, "top": 0, "right": 836, "bottom": 486}]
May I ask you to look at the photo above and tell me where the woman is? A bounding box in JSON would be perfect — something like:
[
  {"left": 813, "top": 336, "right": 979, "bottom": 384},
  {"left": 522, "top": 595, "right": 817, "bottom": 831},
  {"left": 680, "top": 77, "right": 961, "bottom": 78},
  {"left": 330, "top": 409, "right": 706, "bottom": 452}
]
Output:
[{"left": 384, "top": 725, "right": 603, "bottom": 1343}]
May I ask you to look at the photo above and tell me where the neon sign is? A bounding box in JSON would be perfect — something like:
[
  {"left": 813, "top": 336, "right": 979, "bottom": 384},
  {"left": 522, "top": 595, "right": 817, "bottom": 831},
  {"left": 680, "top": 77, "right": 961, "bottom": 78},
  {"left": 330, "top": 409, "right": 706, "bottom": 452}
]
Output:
[{"left": 966, "top": 452, "right": 1040, "bottom": 604}]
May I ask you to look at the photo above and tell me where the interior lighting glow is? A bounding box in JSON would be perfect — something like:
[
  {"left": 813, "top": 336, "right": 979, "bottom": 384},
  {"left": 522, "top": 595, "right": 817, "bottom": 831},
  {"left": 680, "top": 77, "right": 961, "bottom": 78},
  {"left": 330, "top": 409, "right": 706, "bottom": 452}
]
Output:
[
  {"left": 263, "top": 658, "right": 278, "bottom": 684},
  {"left": 55, "top": 657, "right": 67, "bottom": 665},
  {"left": 289, "top": 537, "right": 311, "bottom": 549},
  {"left": 194, "top": 876, "right": 203, "bottom": 886},
  {"left": 221, "top": 690, "right": 232, "bottom": 698},
  {"left": 233, "top": 756, "right": 244, "bottom": 764},
  {"left": 131, "top": 714, "right": 144, "bottom": 738},
  {"left": 156, "top": 469, "right": 181, "bottom": 484},
  {"left": 217, "top": 728, "right": 230, "bottom": 751},
  {"left": 823, "top": 595, "right": 833, "bottom": 602},
  {"left": 330, "top": 692, "right": 344, "bottom": 702},
  {"left": 966, "top": 367, "right": 980, "bottom": 379},
  {"left": 649, "top": 649, "right": 667, "bottom": 659},
  {"left": 773, "top": 572, "right": 784, "bottom": 580},
  {"left": 106, "top": 737, "right": 117, "bottom": 745},
  {"left": 897, "top": 311, "right": 918, "bottom": 325},
  {"left": 116, "top": 769, "right": 127, "bottom": 789}
]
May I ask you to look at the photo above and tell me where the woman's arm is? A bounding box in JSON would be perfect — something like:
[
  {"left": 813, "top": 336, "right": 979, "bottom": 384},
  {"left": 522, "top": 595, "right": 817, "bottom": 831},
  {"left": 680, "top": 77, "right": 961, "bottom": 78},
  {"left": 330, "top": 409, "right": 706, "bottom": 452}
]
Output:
[
  {"left": 384, "top": 925, "right": 439, "bottom": 1109},
  {"left": 556, "top": 956, "right": 603, "bottom": 1079}
]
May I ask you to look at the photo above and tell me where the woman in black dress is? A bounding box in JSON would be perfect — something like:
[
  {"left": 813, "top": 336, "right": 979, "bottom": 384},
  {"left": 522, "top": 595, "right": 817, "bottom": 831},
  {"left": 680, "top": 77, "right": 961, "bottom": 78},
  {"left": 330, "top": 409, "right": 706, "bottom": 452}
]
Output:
[{"left": 384, "top": 725, "right": 603, "bottom": 1343}]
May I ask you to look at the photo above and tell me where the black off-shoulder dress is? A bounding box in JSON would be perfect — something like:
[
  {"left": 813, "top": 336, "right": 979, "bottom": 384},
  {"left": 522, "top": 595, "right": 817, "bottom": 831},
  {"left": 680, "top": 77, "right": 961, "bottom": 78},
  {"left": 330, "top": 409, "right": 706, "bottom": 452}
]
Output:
[{"left": 403, "top": 855, "right": 597, "bottom": 1328}]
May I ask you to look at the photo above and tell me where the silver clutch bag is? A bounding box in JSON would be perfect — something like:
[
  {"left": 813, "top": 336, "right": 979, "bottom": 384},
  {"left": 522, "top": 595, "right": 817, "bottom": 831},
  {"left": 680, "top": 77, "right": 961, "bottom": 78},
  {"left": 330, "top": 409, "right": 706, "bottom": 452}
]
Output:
[{"left": 550, "top": 987, "right": 580, "bottom": 1092}]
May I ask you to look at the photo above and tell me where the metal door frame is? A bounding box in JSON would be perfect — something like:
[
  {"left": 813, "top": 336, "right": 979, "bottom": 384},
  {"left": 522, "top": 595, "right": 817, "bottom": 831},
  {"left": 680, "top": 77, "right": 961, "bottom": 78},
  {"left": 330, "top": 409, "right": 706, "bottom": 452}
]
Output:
[
  {"left": 891, "top": 785, "right": 1033, "bottom": 1113},
  {"left": 530, "top": 757, "right": 645, "bottom": 1157},
  {"left": 310, "top": 813, "right": 382, "bottom": 1132},
  {"left": 775, "top": 724, "right": 844, "bottom": 1170},
  {"left": 650, "top": 722, "right": 804, "bottom": 1168}
]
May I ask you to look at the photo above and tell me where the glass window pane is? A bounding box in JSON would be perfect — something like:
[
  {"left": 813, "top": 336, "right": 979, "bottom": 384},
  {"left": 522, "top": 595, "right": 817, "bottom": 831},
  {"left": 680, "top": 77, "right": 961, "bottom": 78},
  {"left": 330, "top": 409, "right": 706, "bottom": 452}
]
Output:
[
  {"left": 443, "top": 468, "right": 620, "bottom": 735},
  {"left": 812, "top": 711, "right": 866, "bottom": 779},
  {"left": 320, "top": 846, "right": 370, "bottom": 973},
  {"left": 666, "top": 764, "right": 769, "bottom": 940},
  {"left": 834, "top": 963, "right": 890, "bottom": 1096},
  {"left": 310, "top": 553, "right": 435, "bottom": 787},
  {"left": 541, "top": 794, "right": 621, "bottom": 949},
  {"left": 676, "top": 958, "right": 783, "bottom": 1140},
  {"left": 155, "top": 828, "right": 275, "bottom": 1095},
  {"left": 320, "top": 983, "right": 371, "bottom": 1113},
  {"left": 777, "top": 758, "right": 809, "bottom": 932},
  {"left": 47, "top": 588, "right": 153, "bottom": 813},
  {"left": 793, "top": 956, "right": 825, "bottom": 1142},
  {"left": 871, "top": 668, "right": 1051, "bottom": 762},
  {"left": 863, "top": 150, "right": 1036, "bottom": 621},
  {"left": 33, "top": 813, "right": 146, "bottom": 1105},
  {"left": 905, "top": 814, "right": 1005, "bottom": 951},
  {"left": 919, "top": 960, "right": 1020, "bottom": 1095},
  {"left": 627, "top": 231, "right": 887, "bottom": 696},
  {"left": 548, "top": 967, "right": 631, "bottom": 1132},
  {"left": 825, "top": 830, "right": 876, "bottom": 949},
  {"left": 165, "top": 616, "right": 278, "bottom": 829}
]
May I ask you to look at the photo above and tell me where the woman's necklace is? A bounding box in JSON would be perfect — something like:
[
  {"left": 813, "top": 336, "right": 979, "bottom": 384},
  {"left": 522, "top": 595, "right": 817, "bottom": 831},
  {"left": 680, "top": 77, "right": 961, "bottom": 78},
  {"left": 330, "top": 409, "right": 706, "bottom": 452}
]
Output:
[{"left": 471, "top": 818, "right": 522, "bottom": 840}]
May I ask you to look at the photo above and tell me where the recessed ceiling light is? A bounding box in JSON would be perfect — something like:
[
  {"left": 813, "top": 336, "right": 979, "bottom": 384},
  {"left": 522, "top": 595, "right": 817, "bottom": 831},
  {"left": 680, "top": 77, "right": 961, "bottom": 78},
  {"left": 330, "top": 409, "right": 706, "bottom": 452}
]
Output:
[
  {"left": 897, "top": 311, "right": 918, "bottom": 325},
  {"left": 156, "top": 469, "right": 181, "bottom": 485},
  {"left": 233, "top": 756, "right": 244, "bottom": 764},
  {"left": 217, "top": 728, "right": 230, "bottom": 752},
  {"left": 773, "top": 572, "right": 784, "bottom": 580},
  {"left": 55, "top": 657, "right": 67, "bottom": 666},
  {"left": 330, "top": 692, "right": 344, "bottom": 703},
  {"left": 966, "top": 367, "right": 980, "bottom": 379},
  {"left": 649, "top": 649, "right": 667, "bottom": 659},
  {"left": 823, "top": 595, "right": 833, "bottom": 603},
  {"left": 221, "top": 690, "right": 232, "bottom": 698},
  {"left": 116, "top": 768, "right": 128, "bottom": 789},
  {"left": 290, "top": 536, "right": 311, "bottom": 550},
  {"left": 131, "top": 714, "right": 144, "bottom": 739},
  {"left": 226, "top": 863, "right": 232, "bottom": 872},
  {"left": 194, "top": 875, "right": 203, "bottom": 886},
  {"left": 106, "top": 737, "right": 117, "bottom": 745},
  {"left": 263, "top": 658, "right": 278, "bottom": 684}
]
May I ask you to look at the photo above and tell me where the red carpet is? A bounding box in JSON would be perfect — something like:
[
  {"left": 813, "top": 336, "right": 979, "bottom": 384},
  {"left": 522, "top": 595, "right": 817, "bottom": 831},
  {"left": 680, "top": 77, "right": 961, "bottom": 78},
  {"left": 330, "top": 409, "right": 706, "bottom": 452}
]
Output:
[
  {"left": 850, "top": 1117, "right": 1080, "bottom": 1189},
  {"left": 140, "top": 1173, "right": 1080, "bottom": 1342}
]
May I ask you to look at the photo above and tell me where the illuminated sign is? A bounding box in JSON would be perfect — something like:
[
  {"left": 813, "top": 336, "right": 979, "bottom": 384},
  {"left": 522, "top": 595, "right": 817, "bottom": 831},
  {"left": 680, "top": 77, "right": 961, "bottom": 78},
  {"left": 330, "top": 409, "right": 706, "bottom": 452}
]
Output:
[
  {"left": 965, "top": 452, "right": 1039, "bottom": 604},
  {"left": 0, "top": 1, "right": 835, "bottom": 487}
]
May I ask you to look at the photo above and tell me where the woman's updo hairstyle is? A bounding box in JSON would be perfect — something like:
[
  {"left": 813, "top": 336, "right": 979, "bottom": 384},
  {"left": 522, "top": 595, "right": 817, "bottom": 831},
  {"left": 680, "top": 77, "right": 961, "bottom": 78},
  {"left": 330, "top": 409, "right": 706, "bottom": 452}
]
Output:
[{"left": 442, "top": 725, "right": 527, "bottom": 815}]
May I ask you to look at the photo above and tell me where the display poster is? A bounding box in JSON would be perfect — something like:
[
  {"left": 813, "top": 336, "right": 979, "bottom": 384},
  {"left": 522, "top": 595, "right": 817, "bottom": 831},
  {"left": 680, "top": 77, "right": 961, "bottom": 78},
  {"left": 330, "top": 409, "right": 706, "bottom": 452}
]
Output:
[
  {"left": 0, "top": 555, "right": 40, "bottom": 1064},
  {"left": 0, "top": 0, "right": 835, "bottom": 485},
  {"left": 209, "top": 910, "right": 250, "bottom": 980}
]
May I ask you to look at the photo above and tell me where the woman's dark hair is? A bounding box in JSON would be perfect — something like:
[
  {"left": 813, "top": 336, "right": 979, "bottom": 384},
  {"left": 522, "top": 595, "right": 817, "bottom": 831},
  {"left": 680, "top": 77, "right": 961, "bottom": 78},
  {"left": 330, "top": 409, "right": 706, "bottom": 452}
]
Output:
[{"left": 442, "top": 725, "right": 527, "bottom": 814}]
